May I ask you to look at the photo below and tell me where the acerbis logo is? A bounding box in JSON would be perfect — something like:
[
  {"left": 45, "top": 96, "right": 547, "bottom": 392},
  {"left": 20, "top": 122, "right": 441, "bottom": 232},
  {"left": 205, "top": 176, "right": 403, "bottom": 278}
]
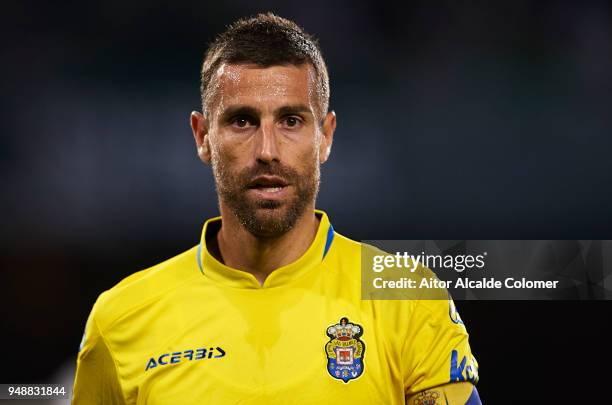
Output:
[{"left": 145, "top": 347, "right": 226, "bottom": 371}]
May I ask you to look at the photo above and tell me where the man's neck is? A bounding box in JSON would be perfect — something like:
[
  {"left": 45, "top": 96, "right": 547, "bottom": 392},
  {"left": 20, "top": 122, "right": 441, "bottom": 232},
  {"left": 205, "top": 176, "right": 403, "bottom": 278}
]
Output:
[{"left": 212, "top": 207, "right": 320, "bottom": 285}]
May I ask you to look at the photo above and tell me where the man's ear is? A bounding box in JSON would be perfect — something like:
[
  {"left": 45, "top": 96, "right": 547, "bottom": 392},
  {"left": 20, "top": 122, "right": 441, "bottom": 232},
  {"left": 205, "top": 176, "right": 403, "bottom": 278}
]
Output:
[
  {"left": 319, "top": 110, "right": 336, "bottom": 164},
  {"left": 190, "top": 111, "right": 212, "bottom": 164}
]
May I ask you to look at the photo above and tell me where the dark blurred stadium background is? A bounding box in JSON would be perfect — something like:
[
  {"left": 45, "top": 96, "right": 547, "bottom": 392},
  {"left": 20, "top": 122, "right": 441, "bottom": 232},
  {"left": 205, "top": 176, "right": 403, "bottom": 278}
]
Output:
[{"left": 2, "top": 1, "right": 611, "bottom": 403}]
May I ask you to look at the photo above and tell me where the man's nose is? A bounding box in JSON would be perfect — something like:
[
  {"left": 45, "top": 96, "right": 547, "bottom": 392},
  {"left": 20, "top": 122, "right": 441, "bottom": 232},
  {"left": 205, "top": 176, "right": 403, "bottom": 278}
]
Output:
[{"left": 255, "top": 121, "right": 280, "bottom": 163}]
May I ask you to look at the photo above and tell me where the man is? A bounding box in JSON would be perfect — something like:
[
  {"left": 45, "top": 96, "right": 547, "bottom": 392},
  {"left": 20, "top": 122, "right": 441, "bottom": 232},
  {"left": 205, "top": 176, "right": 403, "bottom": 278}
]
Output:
[{"left": 73, "top": 13, "right": 481, "bottom": 404}]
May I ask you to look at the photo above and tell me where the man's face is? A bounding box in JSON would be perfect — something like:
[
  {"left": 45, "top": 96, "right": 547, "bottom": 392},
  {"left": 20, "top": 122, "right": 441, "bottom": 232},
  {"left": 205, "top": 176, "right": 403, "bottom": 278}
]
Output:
[{"left": 192, "top": 63, "right": 335, "bottom": 237}]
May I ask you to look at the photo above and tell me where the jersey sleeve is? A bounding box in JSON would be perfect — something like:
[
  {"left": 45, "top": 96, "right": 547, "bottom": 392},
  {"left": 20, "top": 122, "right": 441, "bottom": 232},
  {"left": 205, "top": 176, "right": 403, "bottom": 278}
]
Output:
[
  {"left": 72, "top": 304, "right": 126, "bottom": 405},
  {"left": 402, "top": 297, "right": 479, "bottom": 396}
]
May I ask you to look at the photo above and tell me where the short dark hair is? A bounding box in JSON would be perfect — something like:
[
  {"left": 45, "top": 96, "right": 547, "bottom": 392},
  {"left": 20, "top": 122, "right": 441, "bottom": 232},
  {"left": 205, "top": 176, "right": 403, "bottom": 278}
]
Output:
[{"left": 200, "top": 13, "right": 329, "bottom": 119}]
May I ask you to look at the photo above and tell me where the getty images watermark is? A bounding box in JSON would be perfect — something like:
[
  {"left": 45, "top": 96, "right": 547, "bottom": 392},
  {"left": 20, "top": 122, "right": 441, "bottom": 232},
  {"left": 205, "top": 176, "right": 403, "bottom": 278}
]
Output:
[
  {"left": 359, "top": 240, "right": 602, "bottom": 300},
  {"left": 370, "top": 251, "right": 559, "bottom": 290}
]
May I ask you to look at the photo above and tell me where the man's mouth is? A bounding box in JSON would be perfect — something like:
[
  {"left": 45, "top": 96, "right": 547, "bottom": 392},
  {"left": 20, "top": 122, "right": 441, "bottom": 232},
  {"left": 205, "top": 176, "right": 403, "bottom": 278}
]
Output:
[
  {"left": 255, "top": 186, "right": 284, "bottom": 192},
  {"left": 248, "top": 176, "right": 289, "bottom": 190},
  {"left": 247, "top": 176, "right": 290, "bottom": 199}
]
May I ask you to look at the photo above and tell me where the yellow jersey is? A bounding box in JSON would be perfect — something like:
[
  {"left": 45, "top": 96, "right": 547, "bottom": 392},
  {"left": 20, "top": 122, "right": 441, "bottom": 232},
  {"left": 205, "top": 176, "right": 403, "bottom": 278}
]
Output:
[{"left": 72, "top": 210, "right": 478, "bottom": 404}]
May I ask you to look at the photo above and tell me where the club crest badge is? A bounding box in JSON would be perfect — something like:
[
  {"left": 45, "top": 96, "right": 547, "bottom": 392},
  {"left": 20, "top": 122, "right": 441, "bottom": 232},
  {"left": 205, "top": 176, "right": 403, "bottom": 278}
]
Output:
[
  {"left": 325, "top": 317, "right": 365, "bottom": 383},
  {"left": 414, "top": 390, "right": 441, "bottom": 405}
]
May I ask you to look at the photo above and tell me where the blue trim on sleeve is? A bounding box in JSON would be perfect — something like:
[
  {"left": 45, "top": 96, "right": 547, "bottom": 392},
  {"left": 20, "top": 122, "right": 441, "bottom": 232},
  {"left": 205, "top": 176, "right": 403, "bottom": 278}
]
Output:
[
  {"left": 323, "top": 224, "right": 335, "bottom": 259},
  {"left": 197, "top": 242, "right": 204, "bottom": 274},
  {"left": 465, "top": 386, "right": 482, "bottom": 405}
]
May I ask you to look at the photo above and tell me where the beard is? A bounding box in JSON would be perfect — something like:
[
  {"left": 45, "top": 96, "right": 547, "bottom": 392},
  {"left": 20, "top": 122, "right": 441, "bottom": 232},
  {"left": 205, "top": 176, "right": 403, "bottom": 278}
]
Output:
[{"left": 211, "top": 152, "right": 320, "bottom": 238}]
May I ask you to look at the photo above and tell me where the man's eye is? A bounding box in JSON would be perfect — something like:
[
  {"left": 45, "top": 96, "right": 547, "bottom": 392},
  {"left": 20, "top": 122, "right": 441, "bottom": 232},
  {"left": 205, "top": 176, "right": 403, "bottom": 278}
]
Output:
[
  {"left": 232, "top": 116, "right": 253, "bottom": 128},
  {"left": 283, "top": 116, "right": 302, "bottom": 128}
]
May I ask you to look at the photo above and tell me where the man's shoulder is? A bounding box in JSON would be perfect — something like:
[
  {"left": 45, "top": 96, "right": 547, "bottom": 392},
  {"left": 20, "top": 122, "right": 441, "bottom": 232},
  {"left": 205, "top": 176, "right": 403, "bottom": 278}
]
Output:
[
  {"left": 328, "top": 234, "right": 454, "bottom": 318},
  {"left": 327, "top": 231, "right": 383, "bottom": 257},
  {"left": 326, "top": 231, "right": 394, "bottom": 269},
  {"left": 91, "top": 245, "right": 200, "bottom": 332}
]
